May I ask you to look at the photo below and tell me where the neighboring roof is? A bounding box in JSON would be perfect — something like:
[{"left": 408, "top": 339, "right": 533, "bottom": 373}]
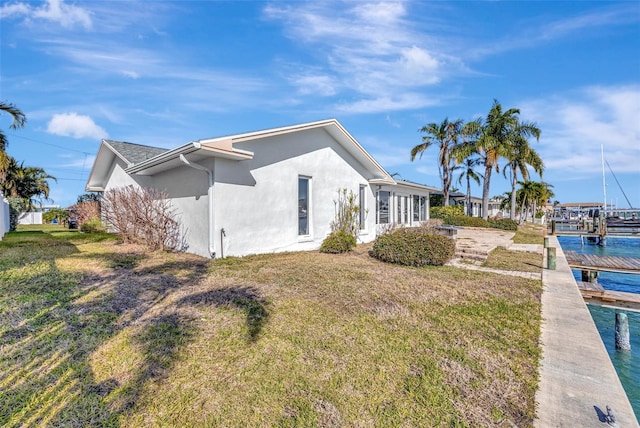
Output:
[
  {"left": 392, "top": 179, "right": 440, "bottom": 192},
  {"left": 87, "top": 119, "right": 401, "bottom": 191},
  {"left": 104, "top": 140, "right": 168, "bottom": 166}
]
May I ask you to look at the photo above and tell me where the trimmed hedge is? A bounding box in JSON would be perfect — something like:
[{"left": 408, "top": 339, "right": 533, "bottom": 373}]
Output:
[
  {"left": 430, "top": 205, "right": 464, "bottom": 221},
  {"left": 371, "top": 228, "right": 455, "bottom": 266},
  {"left": 487, "top": 218, "right": 518, "bottom": 231},
  {"left": 320, "top": 230, "right": 357, "bottom": 254},
  {"left": 439, "top": 215, "right": 518, "bottom": 231},
  {"left": 445, "top": 216, "right": 490, "bottom": 228}
]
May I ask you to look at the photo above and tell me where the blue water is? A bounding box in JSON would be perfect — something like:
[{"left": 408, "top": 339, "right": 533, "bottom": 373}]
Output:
[{"left": 558, "top": 236, "right": 640, "bottom": 420}]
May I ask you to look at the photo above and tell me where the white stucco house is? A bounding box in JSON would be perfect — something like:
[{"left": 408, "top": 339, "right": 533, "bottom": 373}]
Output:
[{"left": 86, "top": 119, "right": 433, "bottom": 258}]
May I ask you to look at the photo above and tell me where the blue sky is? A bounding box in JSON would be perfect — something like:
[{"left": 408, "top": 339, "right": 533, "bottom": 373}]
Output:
[{"left": 1, "top": 0, "right": 639, "bottom": 209}]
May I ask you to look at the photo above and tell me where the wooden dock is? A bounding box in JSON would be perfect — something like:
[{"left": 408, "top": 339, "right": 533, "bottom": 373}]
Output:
[
  {"left": 577, "top": 281, "right": 640, "bottom": 313},
  {"left": 565, "top": 251, "right": 640, "bottom": 274}
]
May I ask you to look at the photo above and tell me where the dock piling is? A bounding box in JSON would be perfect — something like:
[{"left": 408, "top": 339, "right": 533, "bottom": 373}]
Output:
[
  {"left": 581, "top": 270, "right": 598, "bottom": 283},
  {"left": 547, "top": 247, "right": 556, "bottom": 270},
  {"left": 615, "top": 312, "right": 631, "bottom": 351}
]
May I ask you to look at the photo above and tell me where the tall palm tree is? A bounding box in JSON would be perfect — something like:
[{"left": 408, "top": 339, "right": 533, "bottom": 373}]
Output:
[
  {"left": 464, "top": 100, "right": 540, "bottom": 220},
  {"left": 1, "top": 157, "right": 56, "bottom": 210},
  {"left": 456, "top": 156, "right": 483, "bottom": 216},
  {"left": 0, "top": 102, "right": 27, "bottom": 180},
  {"left": 503, "top": 130, "right": 543, "bottom": 221},
  {"left": 411, "top": 118, "right": 465, "bottom": 206}
]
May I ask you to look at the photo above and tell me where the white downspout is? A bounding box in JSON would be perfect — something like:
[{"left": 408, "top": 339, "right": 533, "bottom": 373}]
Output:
[{"left": 179, "top": 153, "right": 216, "bottom": 258}]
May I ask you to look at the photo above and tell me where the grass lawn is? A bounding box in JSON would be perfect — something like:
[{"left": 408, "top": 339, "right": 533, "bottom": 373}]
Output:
[
  {"left": 483, "top": 248, "right": 543, "bottom": 273},
  {"left": 1, "top": 225, "right": 542, "bottom": 427}
]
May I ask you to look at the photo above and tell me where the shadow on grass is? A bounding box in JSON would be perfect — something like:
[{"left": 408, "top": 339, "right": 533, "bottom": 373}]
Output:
[
  {"left": 0, "top": 229, "right": 209, "bottom": 427},
  {"left": 177, "top": 286, "right": 270, "bottom": 342}
]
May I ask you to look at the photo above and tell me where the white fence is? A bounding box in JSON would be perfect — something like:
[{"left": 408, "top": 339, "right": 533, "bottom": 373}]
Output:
[
  {"left": 0, "top": 192, "right": 9, "bottom": 240},
  {"left": 18, "top": 211, "right": 43, "bottom": 225}
]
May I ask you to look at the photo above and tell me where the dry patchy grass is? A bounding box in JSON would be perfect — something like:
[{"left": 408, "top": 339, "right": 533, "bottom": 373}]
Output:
[
  {"left": 513, "top": 224, "right": 545, "bottom": 245},
  {"left": 483, "top": 248, "right": 543, "bottom": 273},
  {"left": 1, "top": 226, "right": 542, "bottom": 427}
]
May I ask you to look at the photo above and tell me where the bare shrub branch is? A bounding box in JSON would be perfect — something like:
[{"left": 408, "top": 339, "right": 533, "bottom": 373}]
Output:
[
  {"left": 69, "top": 200, "right": 101, "bottom": 228},
  {"left": 101, "top": 186, "right": 183, "bottom": 251}
]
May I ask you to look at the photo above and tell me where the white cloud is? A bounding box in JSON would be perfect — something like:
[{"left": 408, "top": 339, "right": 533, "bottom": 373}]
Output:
[
  {"left": 470, "top": 3, "right": 639, "bottom": 58},
  {"left": 521, "top": 85, "right": 640, "bottom": 176},
  {"left": 264, "top": 1, "right": 459, "bottom": 113},
  {"left": 0, "top": 0, "right": 92, "bottom": 30},
  {"left": 293, "top": 74, "right": 337, "bottom": 96},
  {"left": 47, "top": 113, "right": 108, "bottom": 140}
]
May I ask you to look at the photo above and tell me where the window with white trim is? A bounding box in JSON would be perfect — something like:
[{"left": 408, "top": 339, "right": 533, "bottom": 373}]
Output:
[
  {"left": 413, "top": 195, "right": 427, "bottom": 222},
  {"left": 298, "top": 176, "right": 310, "bottom": 236},
  {"left": 359, "top": 185, "right": 366, "bottom": 230},
  {"left": 377, "top": 191, "right": 390, "bottom": 224}
]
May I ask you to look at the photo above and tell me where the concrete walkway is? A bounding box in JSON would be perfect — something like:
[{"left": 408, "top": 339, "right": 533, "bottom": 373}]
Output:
[
  {"left": 535, "top": 236, "right": 638, "bottom": 427},
  {"left": 448, "top": 228, "right": 638, "bottom": 426}
]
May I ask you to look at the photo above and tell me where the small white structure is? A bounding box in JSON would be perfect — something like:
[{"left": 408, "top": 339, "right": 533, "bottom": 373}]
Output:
[
  {"left": 18, "top": 211, "right": 43, "bottom": 225},
  {"left": 86, "top": 119, "right": 433, "bottom": 258}
]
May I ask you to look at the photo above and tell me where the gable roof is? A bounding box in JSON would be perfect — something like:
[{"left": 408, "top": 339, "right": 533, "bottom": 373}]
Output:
[
  {"left": 86, "top": 140, "right": 170, "bottom": 191},
  {"left": 87, "top": 119, "right": 397, "bottom": 191},
  {"left": 104, "top": 140, "right": 168, "bottom": 166}
]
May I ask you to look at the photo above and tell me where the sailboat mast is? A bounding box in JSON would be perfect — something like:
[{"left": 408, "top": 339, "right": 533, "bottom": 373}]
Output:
[{"left": 601, "top": 144, "right": 606, "bottom": 215}]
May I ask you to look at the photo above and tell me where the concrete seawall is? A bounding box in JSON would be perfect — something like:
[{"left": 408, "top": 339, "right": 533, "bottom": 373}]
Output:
[{"left": 535, "top": 235, "right": 638, "bottom": 427}]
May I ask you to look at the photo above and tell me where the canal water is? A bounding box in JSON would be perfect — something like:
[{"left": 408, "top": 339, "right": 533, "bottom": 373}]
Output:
[{"left": 557, "top": 236, "right": 640, "bottom": 420}]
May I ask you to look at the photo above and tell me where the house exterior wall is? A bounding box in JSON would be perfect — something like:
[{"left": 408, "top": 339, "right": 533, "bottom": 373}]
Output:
[
  {"left": 102, "top": 158, "right": 212, "bottom": 257},
  {"left": 149, "top": 162, "right": 212, "bottom": 257},
  {"left": 212, "top": 129, "right": 376, "bottom": 257}
]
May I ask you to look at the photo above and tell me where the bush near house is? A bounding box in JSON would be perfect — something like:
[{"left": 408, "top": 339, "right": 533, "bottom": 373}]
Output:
[
  {"left": 488, "top": 218, "right": 518, "bottom": 231},
  {"left": 445, "top": 216, "right": 490, "bottom": 228},
  {"left": 430, "top": 205, "right": 464, "bottom": 222},
  {"left": 371, "top": 228, "right": 455, "bottom": 266},
  {"left": 101, "top": 186, "right": 183, "bottom": 251},
  {"left": 320, "top": 230, "right": 357, "bottom": 254},
  {"left": 80, "top": 217, "right": 105, "bottom": 233}
]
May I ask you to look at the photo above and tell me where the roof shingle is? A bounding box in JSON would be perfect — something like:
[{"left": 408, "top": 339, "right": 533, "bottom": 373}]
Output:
[{"left": 104, "top": 140, "right": 168, "bottom": 165}]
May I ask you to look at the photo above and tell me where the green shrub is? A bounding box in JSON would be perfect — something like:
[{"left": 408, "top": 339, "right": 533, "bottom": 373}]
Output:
[
  {"left": 488, "top": 218, "right": 518, "bottom": 231},
  {"left": 445, "top": 215, "right": 490, "bottom": 228},
  {"left": 330, "top": 188, "right": 361, "bottom": 240},
  {"left": 320, "top": 230, "right": 357, "bottom": 254},
  {"left": 7, "top": 197, "right": 26, "bottom": 232},
  {"left": 371, "top": 228, "right": 455, "bottom": 266},
  {"left": 430, "top": 205, "right": 464, "bottom": 221},
  {"left": 80, "top": 217, "right": 105, "bottom": 233}
]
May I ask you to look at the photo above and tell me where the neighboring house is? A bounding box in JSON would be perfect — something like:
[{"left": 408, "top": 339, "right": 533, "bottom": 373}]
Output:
[
  {"left": 86, "top": 119, "right": 433, "bottom": 258},
  {"left": 428, "top": 190, "right": 484, "bottom": 218}
]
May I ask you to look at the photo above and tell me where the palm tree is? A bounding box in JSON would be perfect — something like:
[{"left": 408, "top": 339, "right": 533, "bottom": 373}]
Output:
[
  {"left": 0, "top": 102, "right": 27, "bottom": 180},
  {"left": 1, "top": 157, "right": 56, "bottom": 210},
  {"left": 456, "top": 156, "right": 483, "bottom": 216},
  {"left": 411, "top": 118, "right": 465, "bottom": 206},
  {"left": 516, "top": 180, "right": 554, "bottom": 223},
  {"left": 464, "top": 100, "right": 541, "bottom": 220},
  {"left": 503, "top": 129, "right": 543, "bottom": 221}
]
